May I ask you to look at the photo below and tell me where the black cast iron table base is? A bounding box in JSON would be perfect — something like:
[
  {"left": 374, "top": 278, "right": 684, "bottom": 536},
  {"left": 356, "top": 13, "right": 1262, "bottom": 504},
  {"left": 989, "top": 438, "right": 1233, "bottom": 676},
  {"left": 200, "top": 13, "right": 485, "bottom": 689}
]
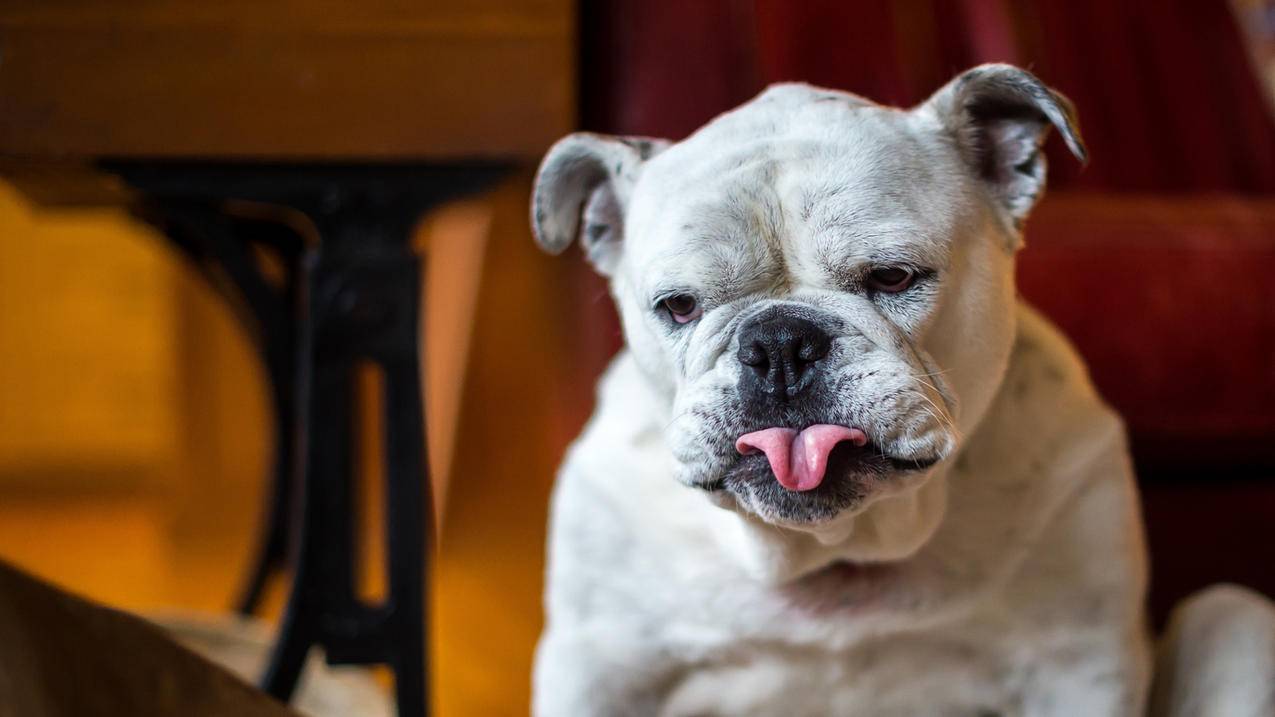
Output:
[{"left": 109, "top": 162, "right": 507, "bottom": 716}]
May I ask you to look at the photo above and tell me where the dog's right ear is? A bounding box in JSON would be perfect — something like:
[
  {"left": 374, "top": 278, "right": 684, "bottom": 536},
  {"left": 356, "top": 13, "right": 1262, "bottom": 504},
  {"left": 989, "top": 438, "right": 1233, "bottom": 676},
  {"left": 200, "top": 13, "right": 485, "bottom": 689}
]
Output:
[
  {"left": 918, "top": 64, "right": 1086, "bottom": 239},
  {"left": 531, "top": 132, "right": 669, "bottom": 275}
]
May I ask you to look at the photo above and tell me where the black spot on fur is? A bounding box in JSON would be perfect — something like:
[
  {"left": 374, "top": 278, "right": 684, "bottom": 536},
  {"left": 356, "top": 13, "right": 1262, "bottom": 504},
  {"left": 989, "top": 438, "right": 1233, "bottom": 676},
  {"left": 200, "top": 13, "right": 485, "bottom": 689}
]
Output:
[{"left": 619, "top": 137, "right": 660, "bottom": 160}]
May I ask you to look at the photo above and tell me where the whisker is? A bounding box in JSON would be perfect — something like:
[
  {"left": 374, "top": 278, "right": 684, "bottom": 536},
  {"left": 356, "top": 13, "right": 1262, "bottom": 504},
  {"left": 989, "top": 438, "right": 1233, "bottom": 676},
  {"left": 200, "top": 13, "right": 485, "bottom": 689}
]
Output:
[
  {"left": 913, "top": 390, "right": 961, "bottom": 440},
  {"left": 662, "top": 411, "right": 692, "bottom": 432},
  {"left": 908, "top": 367, "right": 954, "bottom": 380}
]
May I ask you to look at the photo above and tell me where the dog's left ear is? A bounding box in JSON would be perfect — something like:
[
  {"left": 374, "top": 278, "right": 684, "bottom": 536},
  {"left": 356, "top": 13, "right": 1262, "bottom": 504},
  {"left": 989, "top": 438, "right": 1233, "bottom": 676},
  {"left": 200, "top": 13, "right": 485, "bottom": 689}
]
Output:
[
  {"left": 919, "top": 64, "right": 1086, "bottom": 235},
  {"left": 531, "top": 132, "right": 669, "bottom": 275}
]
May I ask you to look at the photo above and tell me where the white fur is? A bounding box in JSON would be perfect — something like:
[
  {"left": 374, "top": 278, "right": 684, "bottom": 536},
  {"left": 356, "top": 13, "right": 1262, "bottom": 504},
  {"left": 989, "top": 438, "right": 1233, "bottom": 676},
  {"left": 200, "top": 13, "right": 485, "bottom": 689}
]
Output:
[{"left": 530, "top": 65, "right": 1274, "bottom": 716}]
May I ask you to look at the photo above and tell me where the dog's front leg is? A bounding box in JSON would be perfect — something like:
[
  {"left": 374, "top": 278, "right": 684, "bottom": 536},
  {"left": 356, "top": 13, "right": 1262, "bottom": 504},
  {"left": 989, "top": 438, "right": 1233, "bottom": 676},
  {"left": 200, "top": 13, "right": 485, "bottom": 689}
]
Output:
[
  {"left": 533, "top": 628, "right": 679, "bottom": 717},
  {"left": 1149, "top": 584, "right": 1275, "bottom": 717}
]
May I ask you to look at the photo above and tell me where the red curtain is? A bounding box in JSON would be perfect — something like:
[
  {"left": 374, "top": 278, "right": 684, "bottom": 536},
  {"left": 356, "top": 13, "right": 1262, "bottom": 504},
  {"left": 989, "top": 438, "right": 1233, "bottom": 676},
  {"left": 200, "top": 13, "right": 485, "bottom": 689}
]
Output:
[{"left": 581, "top": 0, "right": 1275, "bottom": 194}]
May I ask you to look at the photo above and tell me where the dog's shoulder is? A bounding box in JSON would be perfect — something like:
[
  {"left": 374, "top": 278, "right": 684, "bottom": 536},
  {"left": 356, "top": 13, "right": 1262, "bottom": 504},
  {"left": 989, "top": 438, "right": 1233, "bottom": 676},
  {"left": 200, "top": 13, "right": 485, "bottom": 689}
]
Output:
[
  {"left": 957, "top": 301, "right": 1134, "bottom": 536},
  {"left": 997, "top": 302, "right": 1125, "bottom": 439}
]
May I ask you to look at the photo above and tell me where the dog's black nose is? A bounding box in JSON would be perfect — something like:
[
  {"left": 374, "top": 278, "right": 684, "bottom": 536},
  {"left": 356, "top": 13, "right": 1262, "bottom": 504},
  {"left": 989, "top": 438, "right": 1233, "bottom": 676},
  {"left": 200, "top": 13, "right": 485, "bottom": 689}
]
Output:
[{"left": 737, "top": 314, "right": 832, "bottom": 402}]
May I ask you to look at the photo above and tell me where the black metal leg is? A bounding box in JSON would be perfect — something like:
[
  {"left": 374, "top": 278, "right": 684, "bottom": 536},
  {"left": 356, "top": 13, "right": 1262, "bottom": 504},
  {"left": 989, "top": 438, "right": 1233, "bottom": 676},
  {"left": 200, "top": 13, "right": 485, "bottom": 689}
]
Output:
[
  {"left": 233, "top": 257, "right": 301, "bottom": 616},
  {"left": 262, "top": 198, "right": 434, "bottom": 713},
  {"left": 138, "top": 202, "right": 302, "bottom": 616},
  {"left": 224, "top": 217, "right": 304, "bottom": 617},
  {"left": 115, "top": 162, "right": 505, "bottom": 717},
  {"left": 383, "top": 348, "right": 430, "bottom": 714}
]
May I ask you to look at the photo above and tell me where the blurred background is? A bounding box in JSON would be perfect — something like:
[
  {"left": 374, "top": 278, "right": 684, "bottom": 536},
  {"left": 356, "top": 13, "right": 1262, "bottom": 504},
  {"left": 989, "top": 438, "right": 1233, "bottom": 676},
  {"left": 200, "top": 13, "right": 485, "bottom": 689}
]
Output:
[{"left": 0, "top": 1, "right": 1272, "bottom": 715}]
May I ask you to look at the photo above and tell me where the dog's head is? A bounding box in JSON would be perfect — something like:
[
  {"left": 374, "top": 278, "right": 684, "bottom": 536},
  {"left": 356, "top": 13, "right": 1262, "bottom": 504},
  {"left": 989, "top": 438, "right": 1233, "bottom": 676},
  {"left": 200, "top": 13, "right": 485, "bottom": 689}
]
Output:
[{"left": 532, "top": 65, "right": 1084, "bottom": 544}]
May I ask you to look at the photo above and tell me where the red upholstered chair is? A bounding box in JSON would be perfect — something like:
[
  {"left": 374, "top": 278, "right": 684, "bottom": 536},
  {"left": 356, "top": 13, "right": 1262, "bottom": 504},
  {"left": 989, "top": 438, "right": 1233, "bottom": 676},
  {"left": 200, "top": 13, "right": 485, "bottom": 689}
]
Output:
[
  {"left": 1022, "top": 195, "right": 1275, "bottom": 620},
  {"left": 571, "top": 1, "right": 1275, "bottom": 624}
]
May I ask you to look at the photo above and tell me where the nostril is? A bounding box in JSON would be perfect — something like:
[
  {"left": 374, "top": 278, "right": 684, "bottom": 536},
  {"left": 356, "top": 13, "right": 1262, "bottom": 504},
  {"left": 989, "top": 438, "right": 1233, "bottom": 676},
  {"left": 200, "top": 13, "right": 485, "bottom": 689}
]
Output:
[
  {"left": 797, "top": 335, "right": 831, "bottom": 363},
  {"left": 738, "top": 342, "right": 768, "bottom": 372}
]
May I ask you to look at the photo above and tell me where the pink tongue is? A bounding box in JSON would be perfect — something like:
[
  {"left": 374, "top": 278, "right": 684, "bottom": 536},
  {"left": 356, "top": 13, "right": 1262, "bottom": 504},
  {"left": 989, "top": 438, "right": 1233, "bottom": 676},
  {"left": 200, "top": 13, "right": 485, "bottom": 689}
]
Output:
[{"left": 735, "top": 425, "right": 869, "bottom": 492}]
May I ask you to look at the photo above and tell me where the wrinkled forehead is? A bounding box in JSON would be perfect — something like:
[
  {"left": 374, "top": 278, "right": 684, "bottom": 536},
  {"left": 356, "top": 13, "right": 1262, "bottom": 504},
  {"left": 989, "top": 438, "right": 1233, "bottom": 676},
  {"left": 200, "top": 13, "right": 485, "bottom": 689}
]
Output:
[{"left": 624, "top": 101, "right": 971, "bottom": 287}]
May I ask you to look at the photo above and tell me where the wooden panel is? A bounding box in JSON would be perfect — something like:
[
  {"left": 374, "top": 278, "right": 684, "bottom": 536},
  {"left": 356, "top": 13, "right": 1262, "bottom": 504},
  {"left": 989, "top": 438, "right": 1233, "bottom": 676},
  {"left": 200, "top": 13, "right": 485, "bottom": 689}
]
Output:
[
  {"left": 418, "top": 199, "right": 493, "bottom": 512},
  {"left": 434, "top": 173, "right": 574, "bottom": 716},
  {"left": 0, "top": 0, "right": 574, "bottom": 159},
  {"left": 0, "top": 182, "right": 179, "bottom": 488},
  {"left": 0, "top": 0, "right": 568, "bottom": 28}
]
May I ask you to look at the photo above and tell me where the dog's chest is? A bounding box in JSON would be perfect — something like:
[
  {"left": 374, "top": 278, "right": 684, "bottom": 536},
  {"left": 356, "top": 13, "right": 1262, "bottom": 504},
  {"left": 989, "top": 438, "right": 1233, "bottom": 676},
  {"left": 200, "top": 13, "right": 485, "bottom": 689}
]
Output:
[{"left": 658, "top": 633, "right": 1019, "bottom": 717}]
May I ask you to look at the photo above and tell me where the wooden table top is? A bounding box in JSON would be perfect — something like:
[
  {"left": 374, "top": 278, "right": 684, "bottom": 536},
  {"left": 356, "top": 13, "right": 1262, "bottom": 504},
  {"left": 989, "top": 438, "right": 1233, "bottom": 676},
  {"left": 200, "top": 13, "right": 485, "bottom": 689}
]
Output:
[{"left": 0, "top": 1, "right": 575, "bottom": 162}]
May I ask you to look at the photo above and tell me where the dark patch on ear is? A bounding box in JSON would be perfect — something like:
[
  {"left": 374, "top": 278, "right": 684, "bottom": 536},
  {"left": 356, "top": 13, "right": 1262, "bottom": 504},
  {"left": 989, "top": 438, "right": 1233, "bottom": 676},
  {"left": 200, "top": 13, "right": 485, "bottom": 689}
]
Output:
[
  {"left": 619, "top": 137, "right": 663, "bottom": 160},
  {"left": 960, "top": 70, "right": 1087, "bottom": 163},
  {"left": 1014, "top": 151, "right": 1040, "bottom": 177},
  {"left": 958, "top": 67, "right": 985, "bottom": 86}
]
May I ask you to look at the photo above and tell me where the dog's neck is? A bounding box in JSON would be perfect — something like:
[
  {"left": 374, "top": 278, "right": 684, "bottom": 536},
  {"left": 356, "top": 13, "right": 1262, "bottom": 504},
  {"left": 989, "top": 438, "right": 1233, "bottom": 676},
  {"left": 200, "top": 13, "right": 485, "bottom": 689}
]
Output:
[{"left": 711, "top": 473, "right": 952, "bottom": 584}]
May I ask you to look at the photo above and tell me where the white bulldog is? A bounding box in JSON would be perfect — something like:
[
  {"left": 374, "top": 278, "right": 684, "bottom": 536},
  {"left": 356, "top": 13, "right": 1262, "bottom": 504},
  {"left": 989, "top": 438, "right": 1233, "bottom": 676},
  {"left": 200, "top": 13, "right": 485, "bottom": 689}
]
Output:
[{"left": 528, "top": 64, "right": 1275, "bottom": 716}]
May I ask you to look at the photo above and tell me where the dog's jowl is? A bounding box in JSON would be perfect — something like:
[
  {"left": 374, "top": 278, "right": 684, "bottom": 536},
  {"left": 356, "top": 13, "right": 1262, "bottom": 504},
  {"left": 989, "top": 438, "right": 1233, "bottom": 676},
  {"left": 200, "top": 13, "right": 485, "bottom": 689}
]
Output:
[{"left": 529, "top": 64, "right": 1275, "bottom": 717}]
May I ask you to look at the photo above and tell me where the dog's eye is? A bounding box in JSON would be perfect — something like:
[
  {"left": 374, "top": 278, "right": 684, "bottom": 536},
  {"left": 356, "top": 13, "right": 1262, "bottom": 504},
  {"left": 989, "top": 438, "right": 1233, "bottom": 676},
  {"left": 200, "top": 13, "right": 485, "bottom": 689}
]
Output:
[
  {"left": 865, "top": 267, "right": 916, "bottom": 293},
  {"left": 661, "top": 294, "right": 703, "bottom": 324}
]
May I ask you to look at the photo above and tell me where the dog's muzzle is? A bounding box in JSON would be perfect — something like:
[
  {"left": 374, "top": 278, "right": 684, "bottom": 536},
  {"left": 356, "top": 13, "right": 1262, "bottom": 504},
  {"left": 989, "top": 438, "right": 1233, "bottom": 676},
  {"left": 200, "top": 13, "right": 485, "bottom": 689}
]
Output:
[{"left": 730, "top": 310, "right": 876, "bottom": 493}]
